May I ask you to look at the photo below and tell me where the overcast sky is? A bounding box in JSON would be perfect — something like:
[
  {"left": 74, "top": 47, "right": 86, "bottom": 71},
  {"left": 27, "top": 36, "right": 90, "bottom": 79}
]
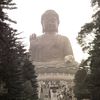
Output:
[{"left": 8, "top": 0, "right": 93, "bottom": 62}]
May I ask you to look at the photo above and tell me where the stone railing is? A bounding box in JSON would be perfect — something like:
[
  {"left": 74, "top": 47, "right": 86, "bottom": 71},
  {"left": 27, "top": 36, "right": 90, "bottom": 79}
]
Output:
[{"left": 37, "top": 73, "right": 74, "bottom": 81}]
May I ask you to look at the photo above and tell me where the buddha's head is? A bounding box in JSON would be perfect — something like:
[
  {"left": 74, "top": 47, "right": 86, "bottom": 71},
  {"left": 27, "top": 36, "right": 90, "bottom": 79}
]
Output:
[{"left": 41, "top": 10, "right": 59, "bottom": 33}]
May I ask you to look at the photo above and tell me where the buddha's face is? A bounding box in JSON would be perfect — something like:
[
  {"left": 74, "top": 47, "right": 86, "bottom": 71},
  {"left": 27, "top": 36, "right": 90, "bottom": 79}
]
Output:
[{"left": 42, "top": 15, "right": 59, "bottom": 33}]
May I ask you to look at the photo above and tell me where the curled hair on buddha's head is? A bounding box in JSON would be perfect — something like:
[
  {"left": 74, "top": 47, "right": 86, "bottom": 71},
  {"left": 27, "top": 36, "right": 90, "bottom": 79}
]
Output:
[
  {"left": 41, "top": 10, "right": 59, "bottom": 33},
  {"left": 41, "top": 10, "right": 59, "bottom": 25}
]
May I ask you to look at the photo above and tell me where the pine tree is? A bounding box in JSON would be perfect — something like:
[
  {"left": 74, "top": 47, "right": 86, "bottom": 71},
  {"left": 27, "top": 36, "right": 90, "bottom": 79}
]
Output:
[
  {"left": 0, "top": 0, "right": 24, "bottom": 99},
  {"left": 0, "top": 0, "right": 38, "bottom": 100},
  {"left": 23, "top": 54, "right": 38, "bottom": 100},
  {"left": 16, "top": 44, "right": 39, "bottom": 100},
  {"left": 77, "top": 0, "right": 100, "bottom": 99}
]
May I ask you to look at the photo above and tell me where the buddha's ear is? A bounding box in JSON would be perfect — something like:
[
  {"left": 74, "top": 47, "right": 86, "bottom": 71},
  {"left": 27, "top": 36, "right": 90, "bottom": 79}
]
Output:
[{"left": 42, "top": 26, "right": 45, "bottom": 33}]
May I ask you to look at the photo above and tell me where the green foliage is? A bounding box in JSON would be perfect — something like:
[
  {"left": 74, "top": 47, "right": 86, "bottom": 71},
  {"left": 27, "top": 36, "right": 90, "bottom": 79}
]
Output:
[
  {"left": 77, "top": 0, "right": 100, "bottom": 99},
  {"left": 74, "top": 60, "right": 91, "bottom": 99},
  {"left": 91, "top": 0, "right": 100, "bottom": 6},
  {"left": 23, "top": 56, "right": 38, "bottom": 100},
  {"left": 0, "top": 0, "right": 38, "bottom": 100}
]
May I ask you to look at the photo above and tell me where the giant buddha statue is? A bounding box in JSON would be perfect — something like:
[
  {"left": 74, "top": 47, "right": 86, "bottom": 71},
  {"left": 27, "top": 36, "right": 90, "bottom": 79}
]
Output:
[
  {"left": 29, "top": 10, "right": 78, "bottom": 100},
  {"left": 29, "top": 10, "right": 77, "bottom": 73},
  {"left": 30, "top": 10, "right": 73, "bottom": 62}
]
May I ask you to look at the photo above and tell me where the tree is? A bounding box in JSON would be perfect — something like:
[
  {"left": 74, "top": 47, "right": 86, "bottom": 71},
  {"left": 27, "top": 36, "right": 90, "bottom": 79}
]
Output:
[
  {"left": 0, "top": 0, "right": 38, "bottom": 100},
  {"left": 0, "top": 0, "right": 25, "bottom": 99},
  {"left": 22, "top": 52, "right": 38, "bottom": 100},
  {"left": 77, "top": 0, "right": 100, "bottom": 99},
  {"left": 74, "top": 60, "right": 90, "bottom": 100}
]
